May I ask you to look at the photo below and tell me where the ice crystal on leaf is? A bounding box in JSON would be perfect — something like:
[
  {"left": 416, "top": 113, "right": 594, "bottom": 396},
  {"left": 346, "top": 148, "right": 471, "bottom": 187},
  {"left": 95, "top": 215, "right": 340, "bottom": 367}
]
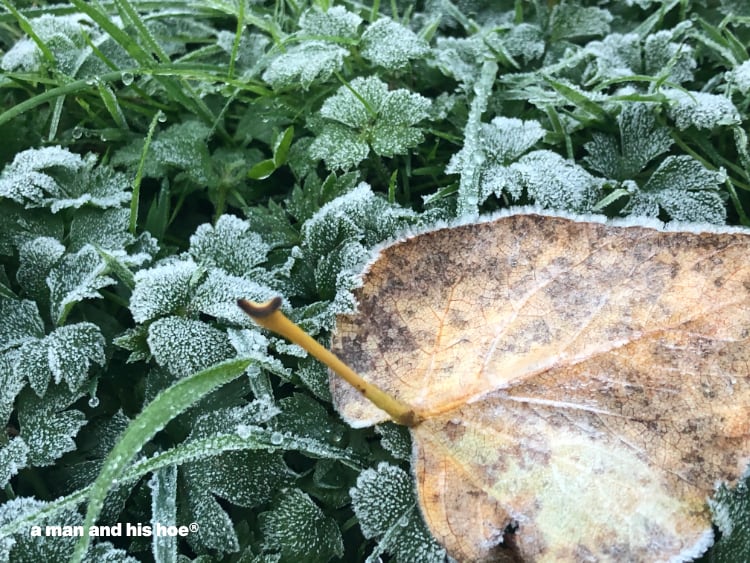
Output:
[
  {"left": 48, "top": 245, "right": 115, "bottom": 325},
  {"left": 69, "top": 208, "right": 133, "bottom": 252},
  {"left": 360, "top": 17, "right": 429, "bottom": 70},
  {"left": 17, "top": 386, "right": 86, "bottom": 466},
  {"left": 129, "top": 260, "right": 197, "bottom": 323},
  {"left": 310, "top": 76, "right": 430, "bottom": 170},
  {"left": 262, "top": 42, "right": 349, "bottom": 90},
  {"left": 627, "top": 155, "right": 726, "bottom": 223},
  {"left": 260, "top": 488, "right": 344, "bottom": 563},
  {"left": 549, "top": 4, "right": 612, "bottom": 41},
  {"left": 14, "top": 322, "right": 105, "bottom": 396},
  {"left": 584, "top": 103, "right": 673, "bottom": 180},
  {"left": 147, "top": 316, "right": 234, "bottom": 378},
  {"left": 0, "top": 298, "right": 44, "bottom": 352},
  {"left": 665, "top": 89, "right": 741, "bottom": 130},
  {"left": 728, "top": 60, "right": 750, "bottom": 94},
  {"left": 298, "top": 5, "right": 362, "bottom": 39},
  {"left": 0, "top": 147, "right": 129, "bottom": 212},
  {"left": 189, "top": 214, "right": 270, "bottom": 277},
  {"left": 351, "top": 463, "right": 446, "bottom": 563},
  {"left": 0, "top": 438, "right": 28, "bottom": 489}
]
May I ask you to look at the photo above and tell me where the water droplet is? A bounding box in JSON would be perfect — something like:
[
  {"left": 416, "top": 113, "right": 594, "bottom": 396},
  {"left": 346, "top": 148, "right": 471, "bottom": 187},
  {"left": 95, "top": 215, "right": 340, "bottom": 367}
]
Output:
[
  {"left": 72, "top": 127, "right": 84, "bottom": 139},
  {"left": 121, "top": 71, "right": 134, "bottom": 85},
  {"left": 157, "top": 112, "right": 167, "bottom": 123},
  {"left": 88, "top": 396, "right": 99, "bottom": 408},
  {"left": 85, "top": 78, "right": 97, "bottom": 87},
  {"left": 398, "top": 516, "right": 409, "bottom": 527},
  {"left": 270, "top": 431, "right": 284, "bottom": 445}
]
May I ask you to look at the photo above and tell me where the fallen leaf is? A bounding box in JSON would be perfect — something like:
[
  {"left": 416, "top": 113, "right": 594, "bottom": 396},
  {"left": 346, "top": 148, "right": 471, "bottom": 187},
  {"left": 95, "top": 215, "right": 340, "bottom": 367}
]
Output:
[{"left": 241, "top": 211, "right": 750, "bottom": 562}]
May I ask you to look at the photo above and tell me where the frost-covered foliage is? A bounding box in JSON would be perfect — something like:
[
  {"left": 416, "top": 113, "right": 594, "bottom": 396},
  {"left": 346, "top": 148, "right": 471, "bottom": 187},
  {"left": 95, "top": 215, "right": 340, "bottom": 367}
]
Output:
[{"left": 2, "top": 1, "right": 750, "bottom": 562}]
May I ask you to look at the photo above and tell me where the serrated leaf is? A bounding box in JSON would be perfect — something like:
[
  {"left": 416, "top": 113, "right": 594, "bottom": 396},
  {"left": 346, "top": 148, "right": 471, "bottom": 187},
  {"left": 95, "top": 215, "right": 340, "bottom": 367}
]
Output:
[
  {"left": 360, "top": 17, "right": 429, "bottom": 70},
  {"left": 351, "top": 463, "right": 445, "bottom": 563},
  {"left": 0, "top": 204, "right": 64, "bottom": 256},
  {"left": 0, "top": 146, "right": 84, "bottom": 206},
  {"left": 16, "top": 237, "right": 65, "bottom": 304},
  {"left": 0, "top": 438, "right": 28, "bottom": 488},
  {"left": 260, "top": 488, "right": 343, "bottom": 563},
  {"left": 311, "top": 76, "right": 430, "bottom": 169},
  {"left": 0, "top": 352, "right": 25, "bottom": 424},
  {"left": 511, "top": 150, "right": 604, "bottom": 212},
  {"left": 14, "top": 322, "right": 105, "bottom": 395},
  {"left": 192, "top": 269, "right": 277, "bottom": 325},
  {"left": 262, "top": 41, "right": 348, "bottom": 90},
  {"left": 584, "top": 103, "right": 673, "bottom": 180},
  {"left": 69, "top": 208, "right": 133, "bottom": 252},
  {"left": 550, "top": 3, "right": 612, "bottom": 41},
  {"left": 189, "top": 215, "right": 270, "bottom": 277},
  {"left": 48, "top": 245, "right": 115, "bottom": 324},
  {"left": 0, "top": 298, "right": 44, "bottom": 352},
  {"left": 665, "top": 89, "right": 741, "bottom": 130},
  {"left": 48, "top": 163, "right": 131, "bottom": 212},
  {"left": 18, "top": 386, "right": 86, "bottom": 466},
  {"left": 298, "top": 6, "right": 362, "bottom": 39},
  {"left": 130, "top": 260, "right": 197, "bottom": 323},
  {"left": 628, "top": 155, "right": 727, "bottom": 223},
  {"left": 147, "top": 316, "right": 234, "bottom": 378}
]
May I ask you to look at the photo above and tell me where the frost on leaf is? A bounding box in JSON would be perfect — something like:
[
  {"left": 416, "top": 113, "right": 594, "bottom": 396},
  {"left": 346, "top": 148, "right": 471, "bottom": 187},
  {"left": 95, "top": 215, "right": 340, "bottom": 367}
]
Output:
[
  {"left": 69, "top": 208, "right": 134, "bottom": 252},
  {"left": 448, "top": 116, "right": 545, "bottom": 206},
  {"left": 17, "top": 237, "right": 65, "bottom": 303},
  {"left": 298, "top": 5, "right": 362, "bottom": 39},
  {"left": 294, "top": 183, "right": 418, "bottom": 306},
  {"left": 14, "top": 322, "right": 105, "bottom": 396},
  {"left": 0, "top": 353, "right": 25, "bottom": 424},
  {"left": 262, "top": 41, "right": 348, "bottom": 90},
  {"left": 0, "top": 204, "right": 63, "bottom": 256},
  {"left": 48, "top": 245, "right": 115, "bottom": 324},
  {"left": 351, "top": 463, "right": 446, "bottom": 563},
  {"left": 0, "top": 298, "right": 44, "bottom": 352},
  {"left": 626, "top": 155, "right": 726, "bottom": 223},
  {"left": 728, "top": 60, "right": 750, "bottom": 94},
  {"left": 17, "top": 386, "right": 86, "bottom": 466},
  {"left": 310, "top": 76, "right": 430, "bottom": 170},
  {"left": 193, "top": 269, "right": 277, "bottom": 326},
  {"left": 0, "top": 146, "right": 84, "bottom": 206},
  {"left": 0, "top": 438, "right": 28, "bottom": 489},
  {"left": 511, "top": 150, "right": 604, "bottom": 212},
  {"left": 260, "top": 488, "right": 344, "bottom": 563},
  {"left": 147, "top": 316, "right": 234, "bottom": 377},
  {"left": 584, "top": 103, "right": 673, "bottom": 180},
  {"left": 0, "top": 146, "right": 129, "bottom": 211},
  {"left": 485, "top": 23, "right": 545, "bottom": 66},
  {"left": 581, "top": 33, "right": 641, "bottom": 83},
  {"left": 709, "top": 479, "right": 750, "bottom": 561},
  {"left": 189, "top": 214, "right": 270, "bottom": 277},
  {"left": 360, "top": 17, "right": 429, "bottom": 70},
  {"left": 643, "top": 27, "right": 695, "bottom": 84},
  {"left": 549, "top": 4, "right": 612, "bottom": 41},
  {"left": 129, "top": 259, "right": 197, "bottom": 323},
  {"left": 665, "top": 89, "right": 741, "bottom": 130}
]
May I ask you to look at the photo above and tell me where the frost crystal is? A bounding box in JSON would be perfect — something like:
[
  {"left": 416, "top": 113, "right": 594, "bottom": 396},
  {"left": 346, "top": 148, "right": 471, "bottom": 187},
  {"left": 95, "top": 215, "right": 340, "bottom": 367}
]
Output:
[
  {"left": 549, "top": 4, "right": 612, "bottom": 41},
  {"left": 665, "top": 89, "right": 741, "bottom": 130},
  {"left": 147, "top": 316, "right": 234, "bottom": 377},
  {"left": 0, "top": 147, "right": 84, "bottom": 206},
  {"left": 0, "top": 438, "right": 28, "bottom": 488},
  {"left": 189, "top": 214, "right": 270, "bottom": 276},
  {"left": 584, "top": 103, "right": 672, "bottom": 180},
  {"left": 14, "top": 322, "right": 105, "bottom": 395},
  {"left": 260, "top": 488, "right": 344, "bottom": 563},
  {"left": 48, "top": 245, "right": 115, "bottom": 324},
  {"left": 130, "top": 259, "right": 197, "bottom": 323},
  {"left": 351, "top": 462, "right": 446, "bottom": 562},
  {"left": 360, "top": 17, "right": 429, "bottom": 70},
  {"left": 728, "top": 60, "right": 750, "bottom": 94},
  {"left": 298, "top": 6, "right": 362, "bottom": 39},
  {"left": 627, "top": 155, "right": 726, "bottom": 223},
  {"left": 0, "top": 298, "right": 44, "bottom": 352},
  {"left": 262, "top": 41, "right": 348, "bottom": 90},
  {"left": 310, "top": 76, "right": 430, "bottom": 170}
]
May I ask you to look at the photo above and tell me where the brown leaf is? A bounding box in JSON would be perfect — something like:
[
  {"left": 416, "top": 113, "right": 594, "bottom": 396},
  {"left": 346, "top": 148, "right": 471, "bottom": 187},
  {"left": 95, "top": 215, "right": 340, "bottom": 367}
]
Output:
[{"left": 330, "top": 212, "right": 750, "bottom": 562}]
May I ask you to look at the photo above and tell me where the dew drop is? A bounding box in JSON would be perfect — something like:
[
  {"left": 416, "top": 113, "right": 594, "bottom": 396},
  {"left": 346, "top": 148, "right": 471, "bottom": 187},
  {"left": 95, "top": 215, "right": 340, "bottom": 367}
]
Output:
[
  {"left": 72, "top": 127, "right": 84, "bottom": 139},
  {"left": 270, "top": 431, "right": 284, "bottom": 445},
  {"left": 121, "top": 71, "right": 134, "bottom": 85},
  {"left": 88, "top": 396, "right": 100, "bottom": 408},
  {"left": 157, "top": 112, "right": 167, "bottom": 123}
]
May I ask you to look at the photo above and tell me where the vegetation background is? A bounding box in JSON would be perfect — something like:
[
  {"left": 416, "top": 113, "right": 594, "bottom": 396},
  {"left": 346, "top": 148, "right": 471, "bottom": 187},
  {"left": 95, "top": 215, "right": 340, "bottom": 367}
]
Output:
[{"left": 1, "top": 0, "right": 749, "bottom": 561}]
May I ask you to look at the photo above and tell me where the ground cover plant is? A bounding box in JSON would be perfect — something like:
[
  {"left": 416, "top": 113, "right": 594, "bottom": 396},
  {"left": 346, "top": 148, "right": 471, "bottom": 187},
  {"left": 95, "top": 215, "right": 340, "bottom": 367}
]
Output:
[{"left": 0, "top": 0, "right": 749, "bottom": 561}]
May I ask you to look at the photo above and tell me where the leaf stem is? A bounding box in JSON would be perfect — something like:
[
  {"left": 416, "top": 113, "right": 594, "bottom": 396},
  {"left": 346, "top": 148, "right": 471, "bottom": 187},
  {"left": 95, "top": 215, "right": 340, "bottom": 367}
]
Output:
[{"left": 238, "top": 298, "right": 422, "bottom": 427}]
